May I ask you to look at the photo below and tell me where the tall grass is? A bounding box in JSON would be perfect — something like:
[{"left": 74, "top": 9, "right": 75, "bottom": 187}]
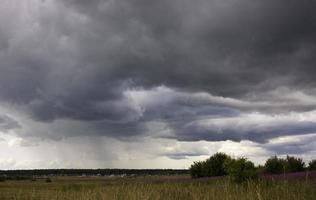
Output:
[{"left": 0, "top": 176, "right": 316, "bottom": 200}]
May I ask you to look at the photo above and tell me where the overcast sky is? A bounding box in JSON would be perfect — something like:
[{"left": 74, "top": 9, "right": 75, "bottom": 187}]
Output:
[{"left": 1, "top": 0, "right": 316, "bottom": 169}]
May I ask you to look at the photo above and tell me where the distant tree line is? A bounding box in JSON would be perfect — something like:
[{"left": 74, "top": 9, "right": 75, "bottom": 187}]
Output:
[
  {"left": 190, "top": 153, "right": 316, "bottom": 183},
  {"left": 0, "top": 169, "right": 188, "bottom": 181}
]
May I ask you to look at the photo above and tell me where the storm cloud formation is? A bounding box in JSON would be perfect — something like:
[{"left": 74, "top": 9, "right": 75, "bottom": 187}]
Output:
[
  {"left": 1, "top": 0, "right": 316, "bottom": 148},
  {"left": 0, "top": 115, "right": 20, "bottom": 132}
]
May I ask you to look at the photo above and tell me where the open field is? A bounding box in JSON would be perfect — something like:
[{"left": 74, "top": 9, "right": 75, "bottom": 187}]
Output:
[{"left": 1, "top": 176, "right": 316, "bottom": 200}]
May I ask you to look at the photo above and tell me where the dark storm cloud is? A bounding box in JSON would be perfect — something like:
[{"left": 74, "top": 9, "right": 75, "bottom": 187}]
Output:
[
  {"left": 262, "top": 134, "right": 316, "bottom": 155},
  {"left": 59, "top": 0, "right": 316, "bottom": 95},
  {"left": 1, "top": 0, "right": 316, "bottom": 145},
  {"left": 0, "top": 115, "right": 21, "bottom": 132},
  {"left": 169, "top": 114, "right": 316, "bottom": 143}
]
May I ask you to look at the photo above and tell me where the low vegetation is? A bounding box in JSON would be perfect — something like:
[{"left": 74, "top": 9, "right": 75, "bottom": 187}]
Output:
[{"left": 1, "top": 176, "right": 316, "bottom": 200}]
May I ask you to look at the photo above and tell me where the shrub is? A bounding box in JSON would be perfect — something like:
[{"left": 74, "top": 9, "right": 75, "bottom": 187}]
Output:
[
  {"left": 204, "top": 152, "right": 231, "bottom": 177},
  {"left": 285, "top": 155, "right": 305, "bottom": 172},
  {"left": 224, "top": 157, "right": 258, "bottom": 183},
  {"left": 189, "top": 152, "right": 231, "bottom": 178},
  {"left": 264, "top": 156, "right": 286, "bottom": 174},
  {"left": 189, "top": 161, "right": 206, "bottom": 178},
  {"left": 264, "top": 156, "right": 305, "bottom": 174},
  {"left": 308, "top": 160, "right": 316, "bottom": 170}
]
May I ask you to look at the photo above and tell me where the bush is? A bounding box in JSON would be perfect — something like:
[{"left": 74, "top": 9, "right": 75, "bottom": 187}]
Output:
[
  {"left": 224, "top": 157, "right": 258, "bottom": 183},
  {"left": 189, "top": 161, "right": 206, "bottom": 178},
  {"left": 204, "top": 152, "right": 231, "bottom": 177},
  {"left": 308, "top": 160, "right": 316, "bottom": 170},
  {"left": 285, "top": 155, "right": 305, "bottom": 172},
  {"left": 264, "top": 156, "right": 305, "bottom": 174},
  {"left": 264, "top": 156, "right": 286, "bottom": 174},
  {"left": 189, "top": 152, "right": 231, "bottom": 178}
]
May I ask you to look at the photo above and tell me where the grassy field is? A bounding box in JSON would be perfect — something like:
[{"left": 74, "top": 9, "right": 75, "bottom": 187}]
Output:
[{"left": 1, "top": 176, "right": 316, "bottom": 200}]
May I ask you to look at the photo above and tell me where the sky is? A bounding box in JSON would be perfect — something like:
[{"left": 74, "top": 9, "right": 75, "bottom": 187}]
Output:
[{"left": 0, "top": 0, "right": 316, "bottom": 169}]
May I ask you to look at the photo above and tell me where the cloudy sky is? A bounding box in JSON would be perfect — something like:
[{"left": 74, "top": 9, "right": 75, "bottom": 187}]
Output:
[{"left": 1, "top": 0, "right": 316, "bottom": 169}]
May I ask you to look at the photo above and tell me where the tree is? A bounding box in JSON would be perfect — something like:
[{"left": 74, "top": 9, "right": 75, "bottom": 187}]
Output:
[
  {"left": 264, "top": 155, "right": 305, "bottom": 174},
  {"left": 204, "top": 152, "right": 231, "bottom": 177},
  {"left": 285, "top": 155, "right": 305, "bottom": 172},
  {"left": 189, "top": 161, "right": 206, "bottom": 178},
  {"left": 189, "top": 152, "right": 231, "bottom": 178},
  {"left": 224, "top": 157, "right": 258, "bottom": 183},
  {"left": 264, "top": 156, "right": 286, "bottom": 174},
  {"left": 308, "top": 160, "right": 316, "bottom": 170}
]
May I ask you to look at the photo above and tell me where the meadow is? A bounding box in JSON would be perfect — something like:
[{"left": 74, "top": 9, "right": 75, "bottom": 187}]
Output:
[{"left": 1, "top": 175, "right": 316, "bottom": 200}]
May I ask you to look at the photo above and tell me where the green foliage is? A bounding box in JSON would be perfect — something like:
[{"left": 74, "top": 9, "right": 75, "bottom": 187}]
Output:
[
  {"left": 264, "top": 156, "right": 287, "bottom": 174},
  {"left": 204, "top": 152, "right": 231, "bottom": 177},
  {"left": 189, "top": 161, "right": 205, "bottom": 178},
  {"left": 224, "top": 157, "right": 258, "bottom": 183},
  {"left": 189, "top": 152, "right": 231, "bottom": 178},
  {"left": 191, "top": 153, "right": 310, "bottom": 181},
  {"left": 189, "top": 152, "right": 259, "bottom": 183},
  {"left": 265, "top": 156, "right": 305, "bottom": 174},
  {"left": 308, "top": 160, "right": 316, "bottom": 170},
  {"left": 285, "top": 155, "right": 305, "bottom": 172}
]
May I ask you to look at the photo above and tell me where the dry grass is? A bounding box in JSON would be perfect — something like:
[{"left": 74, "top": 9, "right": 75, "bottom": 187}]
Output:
[{"left": 0, "top": 176, "right": 316, "bottom": 200}]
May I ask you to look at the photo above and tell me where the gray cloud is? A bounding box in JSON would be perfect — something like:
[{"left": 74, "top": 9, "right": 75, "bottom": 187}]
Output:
[
  {"left": 0, "top": 0, "right": 316, "bottom": 150},
  {"left": 263, "top": 134, "right": 316, "bottom": 155},
  {"left": 163, "top": 149, "right": 210, "bottom": 160},
  {"left": 0, "top": 115, "right": 21, "bottom": 132},
  {"left": 57, "top": 0, "right": 316, "bottom": 95},
  {"left": 168, "top": 111, "right": 316, "bottom": 143}
]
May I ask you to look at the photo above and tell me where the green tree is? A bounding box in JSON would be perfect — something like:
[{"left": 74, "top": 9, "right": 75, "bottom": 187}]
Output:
[
  {"left": 308, "top": 159, "right": 316, "bottom": 170},
  {"left": 189, "top": 152, "right": 231, "bottom": 178},
  {"left": 204, "top": 152, "right": 231, "bottom": 177},
  {"left": 264, "top": 156, "right": 286, "bottom": 174},
  {"left": 189, "top": 161, "right": 206, "bottom": 178},
  {"left": 224, "top": 157, "right": 258, "bottom": 183},
  {"left": 285, "top": 155, "right": 305, "bottom": 172}
]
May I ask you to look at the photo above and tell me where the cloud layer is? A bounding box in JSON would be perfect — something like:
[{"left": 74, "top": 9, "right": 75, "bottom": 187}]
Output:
[{"left": 1, "top": 0, "right": 316, "bottom": 168}]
